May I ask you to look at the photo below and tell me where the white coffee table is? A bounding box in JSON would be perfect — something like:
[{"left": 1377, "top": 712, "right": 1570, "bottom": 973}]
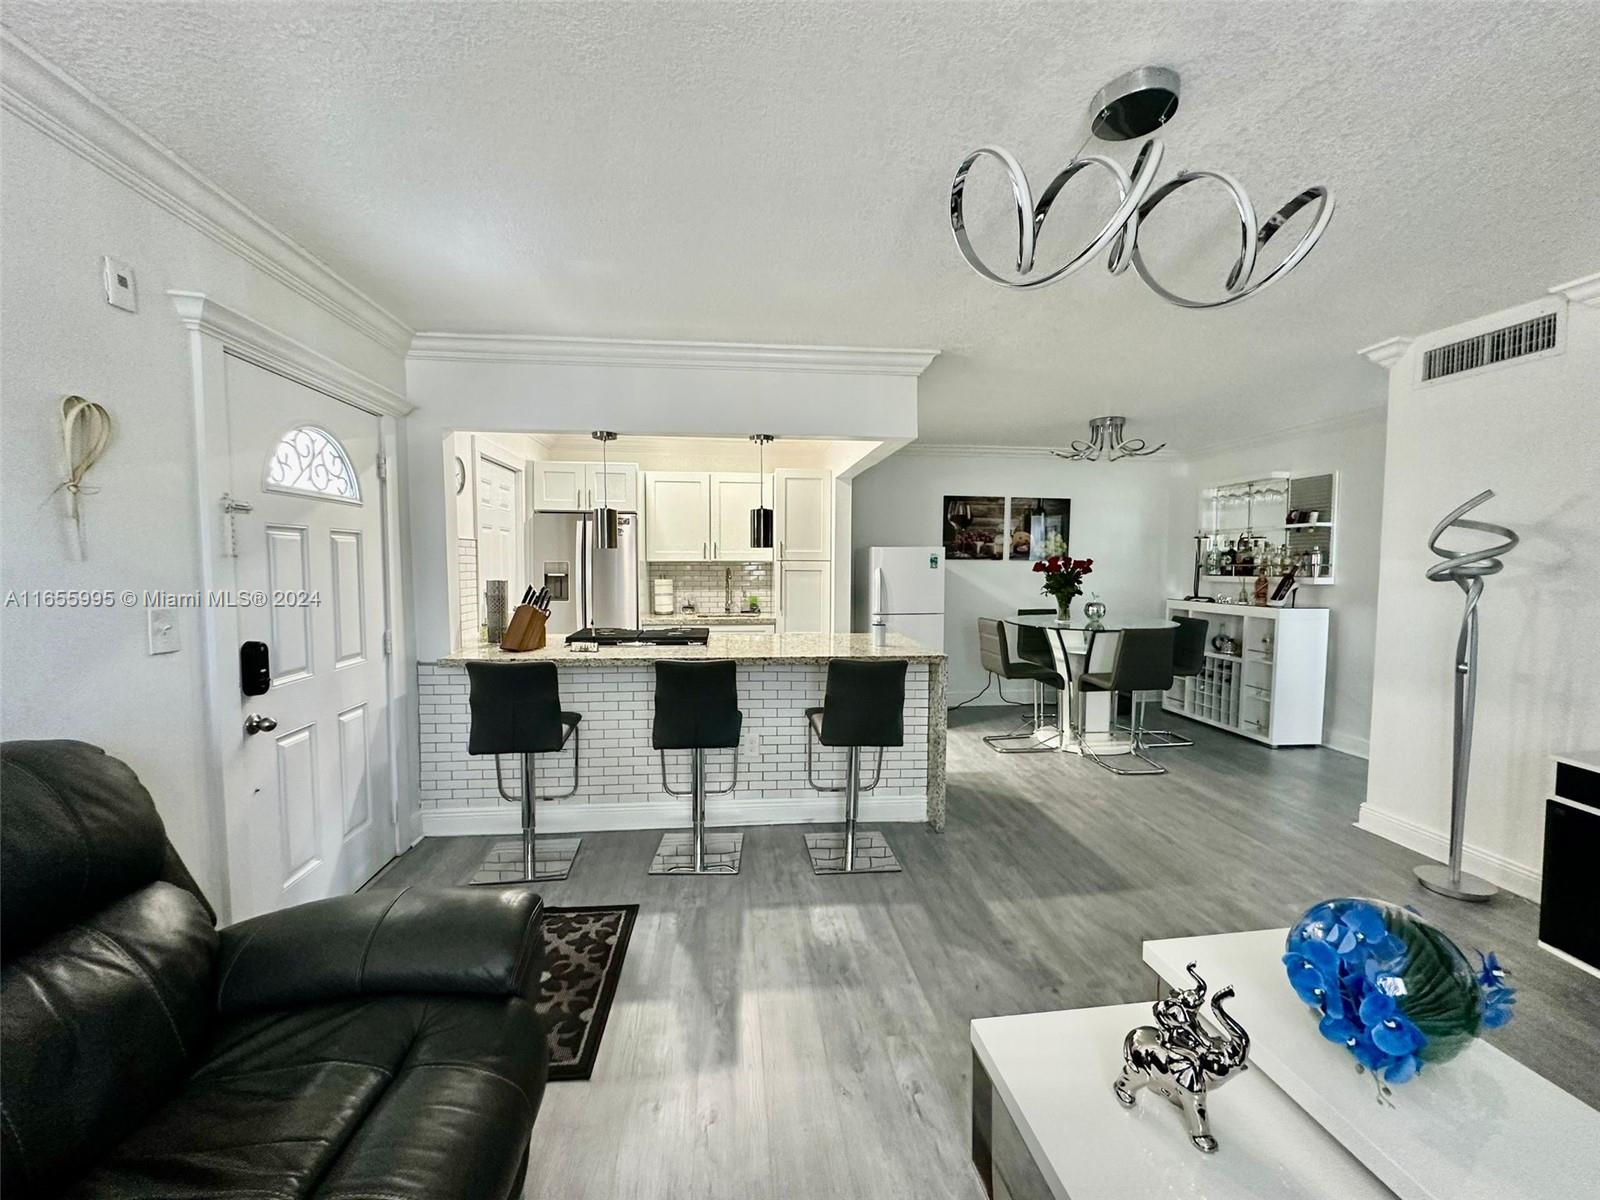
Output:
[
  {"left": 970, "top": 1003, "right": 1393, "bottom": 1199},
  {"left": 1144, "top": 930, "right": 1600, "bottom": 1200}
]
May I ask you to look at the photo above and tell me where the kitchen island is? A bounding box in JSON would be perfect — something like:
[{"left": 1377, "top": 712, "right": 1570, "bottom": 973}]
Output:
[{"left": 417, "top": 632, "right": 948, "bottom": 838}]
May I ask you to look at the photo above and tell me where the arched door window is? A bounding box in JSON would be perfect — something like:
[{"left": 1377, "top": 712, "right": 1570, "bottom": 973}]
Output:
[{"left": 264, "top": 425, "right": 361, "bottom": 503}]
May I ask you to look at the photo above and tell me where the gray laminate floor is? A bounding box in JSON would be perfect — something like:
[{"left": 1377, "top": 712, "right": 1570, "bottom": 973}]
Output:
[{"left": 374, "top": 709, "right": 1600, "bottom": 1200}]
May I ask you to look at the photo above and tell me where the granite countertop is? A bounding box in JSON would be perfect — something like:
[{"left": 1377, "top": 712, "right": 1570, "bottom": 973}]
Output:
[
  {"left": 430, "top": 631, "right": 943, "bottom": 666},
  {"left": 640, "top": 612, "right": 775, "bottom": 626}
]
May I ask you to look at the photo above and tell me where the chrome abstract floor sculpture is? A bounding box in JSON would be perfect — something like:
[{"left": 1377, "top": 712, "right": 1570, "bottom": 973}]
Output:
[{"left": 1416, "top": 490, "right": 1520, "bottom": 902}]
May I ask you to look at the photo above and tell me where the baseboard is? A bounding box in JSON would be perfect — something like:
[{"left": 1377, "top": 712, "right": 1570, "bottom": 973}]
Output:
[
  {"left": 1537, "top": 941, "right": 1600, "bottom": 981},
  {"left": 1324, "top": 729, "right": 1370, "bottom": 760},
  {"left": 1354, "top": 805, "right": 1542, "bottom": 900},
  {"left": 419, "top": 792, "right": 929, "bottom": 838}
]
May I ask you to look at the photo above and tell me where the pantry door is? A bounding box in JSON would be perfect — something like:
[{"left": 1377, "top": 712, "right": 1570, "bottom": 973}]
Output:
[{"left": 225, "top": 352, "right": 396, "bottom": 920}]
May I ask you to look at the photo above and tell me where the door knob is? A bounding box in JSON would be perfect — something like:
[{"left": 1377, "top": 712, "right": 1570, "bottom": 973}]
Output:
[{"left": 244, "top": 713, "right": 278, "bottom": 735}]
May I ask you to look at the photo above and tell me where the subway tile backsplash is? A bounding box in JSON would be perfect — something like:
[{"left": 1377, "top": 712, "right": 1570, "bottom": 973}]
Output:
[{"left": 648, "top": 561, "right": 772, "bottom": 616}]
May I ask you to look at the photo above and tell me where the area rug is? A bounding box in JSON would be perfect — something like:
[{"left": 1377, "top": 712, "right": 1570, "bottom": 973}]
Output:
[{"left": 535, "top": 904, "right": 637, "bottom": 1081}]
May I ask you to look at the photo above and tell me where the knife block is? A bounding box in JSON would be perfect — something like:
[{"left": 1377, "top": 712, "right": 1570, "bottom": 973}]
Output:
[{"left": 499, "top": 605, "right": 548, "bottom": 652}]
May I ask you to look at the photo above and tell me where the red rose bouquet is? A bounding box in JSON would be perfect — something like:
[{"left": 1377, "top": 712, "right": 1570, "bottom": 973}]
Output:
[{"left": 1032, "top": 555, "right": 1094, "bottom": 620}]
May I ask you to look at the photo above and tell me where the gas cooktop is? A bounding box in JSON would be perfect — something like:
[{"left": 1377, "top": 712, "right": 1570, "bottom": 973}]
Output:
[{"left": 565, "top": 626, "right": 710, "bottom": 646}]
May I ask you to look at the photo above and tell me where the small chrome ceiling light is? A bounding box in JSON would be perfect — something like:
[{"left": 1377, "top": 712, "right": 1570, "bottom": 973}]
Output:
[
  {"left": 592, "top": 430, "right": 619, "bottom": 549},
  {"left": 749, "top": 435, "right": 775, "bottom": 549},
  {"left": 1052, "top": 416, "right": 1165, "bottom": 461},
  {"left": 950, "top": 66, "right": 1333, "bottom": 309}
]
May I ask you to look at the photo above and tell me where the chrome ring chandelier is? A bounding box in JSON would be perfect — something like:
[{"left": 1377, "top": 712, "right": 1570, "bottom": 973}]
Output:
[{"left": 950, "top": 67, "right": 1334, "bottom": 308}]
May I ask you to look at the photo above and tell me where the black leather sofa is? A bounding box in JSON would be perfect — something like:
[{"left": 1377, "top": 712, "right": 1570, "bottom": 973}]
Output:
[{"left": 0, "top": 740, "right": 548, "bottom": 1199}]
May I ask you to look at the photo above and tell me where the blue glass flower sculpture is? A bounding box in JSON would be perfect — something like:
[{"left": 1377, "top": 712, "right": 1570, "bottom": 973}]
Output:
[{"left": 1283, "top": 899, "right": 1514, "bottom": 1097}]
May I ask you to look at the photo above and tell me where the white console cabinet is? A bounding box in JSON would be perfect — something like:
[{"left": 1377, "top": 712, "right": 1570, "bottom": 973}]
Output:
[{"left": 1163, "top": 599, "right": 1328, "bottom": 746}]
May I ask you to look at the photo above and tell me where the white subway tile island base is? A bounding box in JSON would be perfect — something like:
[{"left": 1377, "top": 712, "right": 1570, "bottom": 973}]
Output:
[{"left": 417, "top": 632, "right": 948, "bottom": 837}]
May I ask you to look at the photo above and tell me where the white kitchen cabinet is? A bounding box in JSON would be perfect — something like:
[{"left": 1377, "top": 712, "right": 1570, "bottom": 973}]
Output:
[
  {"left": 644, "top": 471, "right": 712, "bottom": 562},
  {"left": 778, "top": 560, "right": 833, "bottom": 634},
  {"left": 586, "top": 462, "right": 638, "bottom": 512},
  {"left": 532, "top": 461, "right": 638, "bottom": 512},
  {"left": 531, "top": 461, "right": 587, "bottom": 512},
  {"left": 774, "top": 468, "right": 831, "bottom": 561},
  {"left": 710, "top": 472, "right": 774, "bottom": 562}
]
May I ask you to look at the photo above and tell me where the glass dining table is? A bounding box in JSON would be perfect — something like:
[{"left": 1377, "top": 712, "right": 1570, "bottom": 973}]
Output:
[{"left": 1003, "top": 615, "right": 1178, "bottom": 755}]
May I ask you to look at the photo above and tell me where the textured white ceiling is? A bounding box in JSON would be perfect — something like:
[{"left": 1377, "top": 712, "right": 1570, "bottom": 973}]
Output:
[{"left": 6, "top": 1, "right": 1598, "bottom": 450}]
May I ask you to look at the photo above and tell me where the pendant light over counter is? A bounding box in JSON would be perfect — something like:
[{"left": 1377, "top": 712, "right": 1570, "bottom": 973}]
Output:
[
  {"left": 750, "top": 434, "right": 775, "bottom": 549},
  {"left": 592, "top": 430, "right": 620, "bottom": 549}
]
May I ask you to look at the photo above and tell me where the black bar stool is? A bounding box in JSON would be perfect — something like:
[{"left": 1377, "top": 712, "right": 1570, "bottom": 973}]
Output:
[
  {"left": 1072, "top": 627, "right": 1176, "bottom": 776},
  {"left": 466, "top": 662, "right": 583, "bottom": 881},
  {"left": 1137, "top": 616, "right": 1208, "bottom": 748},
  {"left": 650, "top": 660, "right": 744, "bottom": 875},
  {"left": 977, "top": 618, "right": 1063, "bottom": 752},
  {"left": 803, "top": 659, "right": 907, "bottom": 874}
]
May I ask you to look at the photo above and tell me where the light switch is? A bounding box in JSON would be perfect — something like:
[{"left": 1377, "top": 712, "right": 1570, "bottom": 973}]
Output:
[
  {"left": 147, "top": 608, "right": 180, "bottom": 655},
  {"left": 102, "top": 256, "right": 137, "bottom": 312}
]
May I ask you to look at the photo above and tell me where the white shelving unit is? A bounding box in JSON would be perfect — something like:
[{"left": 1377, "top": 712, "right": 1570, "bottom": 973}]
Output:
[{"left": 1163, "top": 599, "right": 1328, "bottom": 746}]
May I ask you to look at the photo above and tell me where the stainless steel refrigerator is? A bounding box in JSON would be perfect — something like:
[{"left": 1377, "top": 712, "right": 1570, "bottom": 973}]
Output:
[{"left": 529, "top": 509, "right": 640, "bottom": 638}]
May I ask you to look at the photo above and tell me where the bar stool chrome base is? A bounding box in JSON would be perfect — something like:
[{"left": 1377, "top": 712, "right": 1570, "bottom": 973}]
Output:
[
  {"left": 474, "top": 835, "right": 583, "bottom": 884},
  {"left": 805, "top": 829, "right": 901, "bottom": 874},
  {"left": 650, "top": 830, "right": 743, "bottom": 875}
]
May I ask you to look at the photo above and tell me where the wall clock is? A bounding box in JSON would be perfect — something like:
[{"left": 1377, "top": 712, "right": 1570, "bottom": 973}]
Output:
[{"left": 454, "top": 455, "right": 467, "bottom": 494}]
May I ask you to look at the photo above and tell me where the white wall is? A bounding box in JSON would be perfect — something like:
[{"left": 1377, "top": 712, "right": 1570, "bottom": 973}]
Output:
[
  {"left": 1360, "top": 293, "right": 1600, "bottom": 898},
  {"left": 405, "top": 348, "right": 926, "bottom": 660},
  {"left": 851, "top": 449, "right": 1179, "bottom": 703},
  {"left": 0, "top": 106, "right": 407, "bottom": 909},
  {"left": 1166, "top": 412, "right": 1387, "bottom": 757}
]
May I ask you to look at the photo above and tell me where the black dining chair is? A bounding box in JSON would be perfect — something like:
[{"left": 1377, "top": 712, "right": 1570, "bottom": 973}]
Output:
[
  {"left": 977, "top": 618, "right": 1063, "bottom": 752},
  {"left": 1136, "top": 616, "right": 1208, "bottom": 749},
  {"left": 1072, "top": 626, "right": 1177, "bottom": 776}
]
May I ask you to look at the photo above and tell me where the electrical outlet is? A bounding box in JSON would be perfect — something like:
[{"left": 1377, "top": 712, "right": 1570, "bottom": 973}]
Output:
[
  {"left": 102, "top": 256, "right": 137, "bottom": 312},
  {"left": 147, "top": 608, "right": 180, "bottom": 655}
]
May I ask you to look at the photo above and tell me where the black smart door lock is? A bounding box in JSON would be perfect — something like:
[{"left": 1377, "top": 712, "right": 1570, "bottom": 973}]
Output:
[{"left": 240, "top": 641, "right": 271, "bottom": 696}]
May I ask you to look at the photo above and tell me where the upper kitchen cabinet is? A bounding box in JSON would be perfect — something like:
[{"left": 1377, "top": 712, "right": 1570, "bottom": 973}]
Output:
[
  {"left": 531, "top": 460, "right": 586, "bottom": 511},
  {"left": 710, "top": 472, "right": 774, "bottom": 562},
  {"left": 532, "top": 461, "right": 639, "bottom": 512},
  {"left": 774, "top": 468, "right": 832, "bottom": 560},
  {"left": 644, "top": 471, "right": 712, "bottom": 561}
]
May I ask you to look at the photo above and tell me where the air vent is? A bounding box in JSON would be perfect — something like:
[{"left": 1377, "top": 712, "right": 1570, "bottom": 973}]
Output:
[{"left": 1422, "top": 312, "right": 1559, "bottom": 382}]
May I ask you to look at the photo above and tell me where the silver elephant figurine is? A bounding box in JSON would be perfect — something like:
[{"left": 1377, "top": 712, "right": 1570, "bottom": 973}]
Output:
[{"left": 1113, "top": 962, "right": 1250, "bottom": 1153}]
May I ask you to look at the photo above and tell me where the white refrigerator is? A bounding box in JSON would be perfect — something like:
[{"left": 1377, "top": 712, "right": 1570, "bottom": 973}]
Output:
[{"left": 864, "top": 546, "right": 945, "bottom": 651}]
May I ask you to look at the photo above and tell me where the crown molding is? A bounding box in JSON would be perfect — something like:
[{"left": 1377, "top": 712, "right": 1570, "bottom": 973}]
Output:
[
  {"left": 408, "top": 332, "right": 939, "bottom": 376},
  {"left": 890, "top": 442, "right": 1174, "bottom": 460},
  {"left": 171, "top": 291, "right": 412, "bottom": 417},
  {"left": 2, "top": 31, "right": 413, "bottom": 354},
  {"left": 1179, "top": 406, "right": 1385, "bottom": 461},
  {"left": 1357, "top": 336, "right": 1414, "bottom": 370},
  {"left": 1549, "top": 271, "right": 1600, "bottom": 308}
]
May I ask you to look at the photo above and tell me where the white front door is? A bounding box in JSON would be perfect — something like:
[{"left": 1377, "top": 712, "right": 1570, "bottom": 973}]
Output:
[
  {"left": 226, "top": 354, "right": 395, "bottom": 919},
  {"left": 476, "top": 454, "right": 522, "bottom": 598}
]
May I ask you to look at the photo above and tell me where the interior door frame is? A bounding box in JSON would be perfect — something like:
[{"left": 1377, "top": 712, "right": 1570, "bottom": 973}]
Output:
[{"left": 172, "top": 291, "right": 414, "bottom": 923}]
